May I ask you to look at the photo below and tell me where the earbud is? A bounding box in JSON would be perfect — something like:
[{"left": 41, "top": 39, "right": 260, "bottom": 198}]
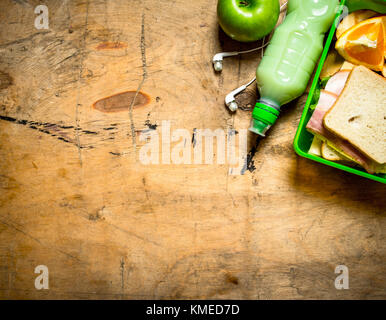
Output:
[
  {"left": 212, "top": 1, "right": 288, "bottom": 73},
  {"left": 212, "top": 45, "right": 269, "bottom": 73},
  {"left": 213, "top": 60, "right": 223, "bottom": 72},
  {"left": 214, "top": 1, "right": 288, "bottom": 112},
  {"left": 212, "top": 51, "right": 240, "bottom": 72},
  {"left": 225, "top": 77, "right": 256, "bottom": 112}
]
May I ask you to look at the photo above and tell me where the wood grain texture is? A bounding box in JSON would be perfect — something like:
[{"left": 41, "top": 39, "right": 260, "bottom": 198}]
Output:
[{"left": 0, "top": 0, "right": 385, "bottom": 300}]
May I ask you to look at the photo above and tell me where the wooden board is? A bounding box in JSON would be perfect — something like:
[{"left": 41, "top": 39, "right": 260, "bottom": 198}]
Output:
[{"left": 0, "top": 0, "right": 385, "bottom": 299}]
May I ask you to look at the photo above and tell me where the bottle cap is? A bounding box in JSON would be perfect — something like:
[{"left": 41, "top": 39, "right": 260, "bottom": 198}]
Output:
[{"left": 249, "top": 102, "right": 280, "bottom": 136}]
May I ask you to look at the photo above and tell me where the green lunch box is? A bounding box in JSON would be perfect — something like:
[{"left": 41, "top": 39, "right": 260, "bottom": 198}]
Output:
[{"left": 293, "top": 0, "right": 386, "bottom": 184}]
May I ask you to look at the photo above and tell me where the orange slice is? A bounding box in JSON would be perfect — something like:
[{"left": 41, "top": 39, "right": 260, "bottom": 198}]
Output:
[
  {"left": 336, "top": 10, "right": 378, "bottom": 39},
  {"left": 336, "top": 16, "right": 385, "bottom": 72}
]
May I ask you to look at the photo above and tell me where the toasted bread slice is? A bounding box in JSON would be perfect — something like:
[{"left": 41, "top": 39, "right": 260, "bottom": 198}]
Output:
[
  {"left": 320, "top": 49, "right": 345, "bottom": 79},
  {"left": 310, "top": 132, "right": 386, "bottom": 173},
  {"left": 323, "top": 66, "right": 386, "bottom": 164},
  {"left": 340, "top": 61, "right": 354, "bottom": 71},
  {"left": 321, "top": 142, "right": 344, "bottom": 161}
]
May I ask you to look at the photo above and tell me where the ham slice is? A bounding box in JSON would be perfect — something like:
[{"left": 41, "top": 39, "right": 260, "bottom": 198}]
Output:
[
  {"left": 324, "top": 70, "right": 350, "bottom": 96},
  {"left": 306, "top": 84, "right": 377, "bottom": 173},
  {"left": 306, "top": 90, "right": 338, "bottom": 135}
]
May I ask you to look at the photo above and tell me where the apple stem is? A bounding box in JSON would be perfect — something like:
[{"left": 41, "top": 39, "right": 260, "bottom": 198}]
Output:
[{"left": 239, "top": 1, "right": 249, "bottom": 7}]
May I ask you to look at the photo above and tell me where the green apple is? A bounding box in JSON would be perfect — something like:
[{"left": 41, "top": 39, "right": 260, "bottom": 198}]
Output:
[{"left": 217, "top": 0, "right": 280, "bottom": 42}]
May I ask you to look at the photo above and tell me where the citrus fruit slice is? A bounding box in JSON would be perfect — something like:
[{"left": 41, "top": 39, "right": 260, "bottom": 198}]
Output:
[
  {"left": 336, "top": 10, "right": 378, "bottom": 39},
  {"left": 336, "top": 16, "right": 385, "bottom": 72}
]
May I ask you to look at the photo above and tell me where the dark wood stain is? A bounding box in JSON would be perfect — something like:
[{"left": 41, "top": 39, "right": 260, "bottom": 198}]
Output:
[
  {"left": 235, "top": 88, "right": 257, "bottom": 111},
  {"left": 0, "top": 115, "right": 93, "bottom": 148},
  {"left": 144, "top": 119, "right": 157, "bottom": 130},
  {"left": 0, "top": 71, "right": 13, "bottom": 90},
  {"left": 96, "top": 41, "right": 128, "bottom": 50},
  {"left": 92, "top": 91, "right": 151, "bottom": 113},
  {"left": 225, "top": 272, "right": 239, "bottom": 285}
]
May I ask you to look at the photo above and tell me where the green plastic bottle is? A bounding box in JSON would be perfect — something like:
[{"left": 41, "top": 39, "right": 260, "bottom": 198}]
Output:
[{"left": 249, "top": 0, "right": 339, "bottom": 136}]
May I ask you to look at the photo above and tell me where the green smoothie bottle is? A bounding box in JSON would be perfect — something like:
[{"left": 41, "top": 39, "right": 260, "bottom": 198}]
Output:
[{"left": 249, "top": 0, "right": 339, "bottom": 136}]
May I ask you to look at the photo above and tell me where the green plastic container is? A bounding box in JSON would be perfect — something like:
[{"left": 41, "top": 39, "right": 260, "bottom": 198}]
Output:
[{"left": 293, "top": 0, "right": 386, "bottom": 184}]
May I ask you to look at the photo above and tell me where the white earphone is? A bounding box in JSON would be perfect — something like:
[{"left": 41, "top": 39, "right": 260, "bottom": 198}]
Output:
[
  {"left": 225, "top": 77, "right": 256, "bottom": 112},
  {"left": 212, "top": 42, "right": 270, "bottom": 73},
  {"left": 213, "top": 1, "right": 288, "bottom": 112}
]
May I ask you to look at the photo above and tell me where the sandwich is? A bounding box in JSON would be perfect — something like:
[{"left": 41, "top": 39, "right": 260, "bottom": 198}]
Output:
[
  {"left": 306, "top": 65, "right": 386, "bottom": 174},
  {"left": 324, "top": 65, "right": 386, "bottom": 165}
]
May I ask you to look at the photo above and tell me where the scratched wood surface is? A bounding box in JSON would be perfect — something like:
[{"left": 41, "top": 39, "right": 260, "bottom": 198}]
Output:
[{"left": 0, "top": 0, "right": 385, "bottom": 300}]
